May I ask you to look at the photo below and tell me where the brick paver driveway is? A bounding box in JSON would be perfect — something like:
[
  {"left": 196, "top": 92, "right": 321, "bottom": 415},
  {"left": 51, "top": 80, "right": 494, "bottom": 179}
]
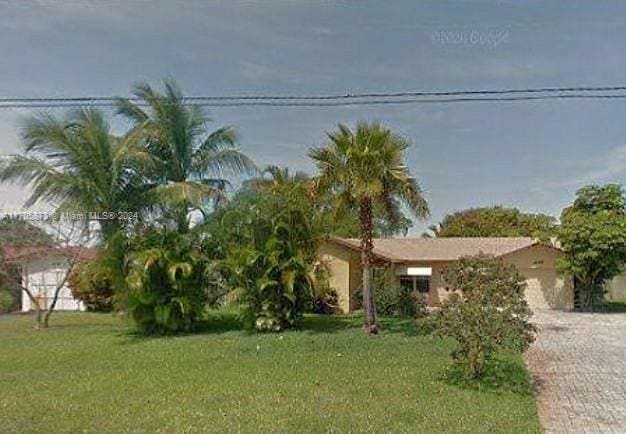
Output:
[{"left": 526, "top": 310, "right": 626, "bottom": 433}]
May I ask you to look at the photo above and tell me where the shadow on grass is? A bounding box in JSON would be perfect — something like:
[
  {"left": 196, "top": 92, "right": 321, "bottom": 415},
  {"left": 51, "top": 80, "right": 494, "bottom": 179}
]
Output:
[
  {"left": 440, "top": 355, "right": 535, "bottom": 396},
  {"left": 118, "top": 311, "right": 423, "bottom": 342},
  {"left": 597, "top": 301, "right": 626, "bottom": 313},
  {"left": 299, "top": 314, "right": 362, "bottom": 334},
  {"left": 299, "top": 313, "right": 420, "bottom": 336},
  {"left": 117, "top": 310, "right": 247, "bottom": 343}
]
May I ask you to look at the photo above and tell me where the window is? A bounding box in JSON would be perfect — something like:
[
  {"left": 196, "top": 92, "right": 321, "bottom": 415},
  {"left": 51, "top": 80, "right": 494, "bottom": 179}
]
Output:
[
  {"left": 415, "top": 276, "right": 430, "bottom": 294},
  {"left": 400, "top": 276, "right": 414, "bottom": 293},
  {"left": 399, "top": 275, "right": 430, "bottom": 294}
]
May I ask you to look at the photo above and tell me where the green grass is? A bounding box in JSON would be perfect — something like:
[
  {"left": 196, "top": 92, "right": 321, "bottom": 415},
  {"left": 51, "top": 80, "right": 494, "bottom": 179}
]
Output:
[{"left": 0, "top": 312, "right": 540, "bottom": 433}]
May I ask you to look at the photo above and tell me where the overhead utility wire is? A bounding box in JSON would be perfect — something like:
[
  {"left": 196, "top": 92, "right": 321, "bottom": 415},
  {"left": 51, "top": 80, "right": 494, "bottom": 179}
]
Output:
[
  {"left": 2, "top": 85, "right": 626, "bottom": 104},
  {"left": 1, "top": 93, "right": 626, "bottom": 109}
]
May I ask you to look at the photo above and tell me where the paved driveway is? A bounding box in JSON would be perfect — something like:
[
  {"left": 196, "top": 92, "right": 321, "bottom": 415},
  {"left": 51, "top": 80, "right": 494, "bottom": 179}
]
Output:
[{"left": 526, "top": 310, "right": 626, "bottom": 433}]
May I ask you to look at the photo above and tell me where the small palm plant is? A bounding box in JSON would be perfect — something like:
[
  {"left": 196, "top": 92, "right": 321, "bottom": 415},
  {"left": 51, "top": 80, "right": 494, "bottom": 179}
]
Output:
[
  {"left": 126, "top": 230, "right": 208, "bottom": 334},
  {"left": 309, "top": 122, "right": 429, "bottom": 334},
  {"left": 218, "top": 194, "right": 316, "bottom": 332}
]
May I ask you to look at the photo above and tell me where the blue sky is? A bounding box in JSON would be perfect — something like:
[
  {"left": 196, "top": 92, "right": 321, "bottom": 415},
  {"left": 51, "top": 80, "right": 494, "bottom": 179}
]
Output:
[{"left": 1, "top": 0, "right": 626, "bottom": 234}]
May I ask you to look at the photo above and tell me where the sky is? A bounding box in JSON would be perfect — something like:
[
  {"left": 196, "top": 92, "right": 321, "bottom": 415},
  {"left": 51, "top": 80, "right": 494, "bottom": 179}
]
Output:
[{"left": 1, "top": 0, "right": 626, "bottom": 234}]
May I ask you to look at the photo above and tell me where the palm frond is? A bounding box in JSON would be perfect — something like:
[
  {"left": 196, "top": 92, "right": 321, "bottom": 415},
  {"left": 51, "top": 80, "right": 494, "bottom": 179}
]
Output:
[
  {"left": 149, "top": 181, "right": 224, "bottom": 209},
  {"left": 193, "top": 148, "right": 257, "bottom": 176}
]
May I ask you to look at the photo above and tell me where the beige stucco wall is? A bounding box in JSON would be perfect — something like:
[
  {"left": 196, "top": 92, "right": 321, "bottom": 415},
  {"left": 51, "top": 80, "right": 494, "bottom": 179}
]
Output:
[
  {"left": 317, "top": 242, "right": 361, "bottom": 313},
  {"left": 502, "top": 245, "right": 574, "bottom": 310},
  {"left": 606, "top": 274, "right": 626, "bottom": 301}
]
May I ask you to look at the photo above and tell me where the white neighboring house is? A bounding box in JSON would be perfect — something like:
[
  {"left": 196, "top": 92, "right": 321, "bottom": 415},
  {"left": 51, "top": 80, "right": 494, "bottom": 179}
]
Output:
[{"left": 3, "top": 246, "right": 97, "bottom": 312}]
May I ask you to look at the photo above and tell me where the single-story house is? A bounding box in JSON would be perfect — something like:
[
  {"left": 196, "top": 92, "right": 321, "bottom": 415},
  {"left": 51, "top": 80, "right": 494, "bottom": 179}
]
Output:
[
  {"left": 318, "top": 236, "right": 576, "bottom": 312},
  {"left": 2, "top": 245, "right": 97, "bottom": 312}
]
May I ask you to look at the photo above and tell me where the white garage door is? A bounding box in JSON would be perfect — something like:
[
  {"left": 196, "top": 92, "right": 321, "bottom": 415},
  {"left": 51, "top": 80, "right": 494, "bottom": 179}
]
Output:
[{"left": 520, "top": 268, "right": 552, "bottom": 310}]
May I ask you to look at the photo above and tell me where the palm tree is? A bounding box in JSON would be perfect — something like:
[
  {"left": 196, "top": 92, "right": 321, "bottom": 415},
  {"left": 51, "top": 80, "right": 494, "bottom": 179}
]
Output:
[
  {"left": 0, "top": 107, "right": 154, "bottom": 241},
  {"left": 115, "top": 79, "right": 256, "bottom": 232},
  {"left": 309, "top": 122, "right": 429, "bottom": 334},
  {"left": 245, "top": 165, "right": 312, "bottom": 195}
]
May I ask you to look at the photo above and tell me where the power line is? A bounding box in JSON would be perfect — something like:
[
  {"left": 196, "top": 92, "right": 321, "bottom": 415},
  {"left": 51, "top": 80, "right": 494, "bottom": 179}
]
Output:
[
  {"left": 1, "top": 93, "right": 626, "bottom": 109},
  {"left": 3, "top": 85, "right": 626, "bottom": 102},
  {"left": 2, "top": 85, "right": 626, "bottom": 103},
  {"left": 2, "top": 86, "right": 626, "bottom": 109}
]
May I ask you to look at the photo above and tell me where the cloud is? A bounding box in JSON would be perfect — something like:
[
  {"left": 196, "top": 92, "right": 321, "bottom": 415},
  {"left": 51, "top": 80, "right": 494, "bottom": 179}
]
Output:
[
  {"left": 576, "top": 145, "right": 626, "bottom": 184},
  {"left": 530, "top": 145, "right": 626, "bottom": 198}
]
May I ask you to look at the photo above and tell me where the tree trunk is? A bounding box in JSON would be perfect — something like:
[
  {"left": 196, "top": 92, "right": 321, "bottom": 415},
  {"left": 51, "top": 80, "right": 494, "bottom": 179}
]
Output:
[
  {"left": 176, "top": 204, "right": 189, "bottom": 234},
  {"left": 360, "top": 197, "right": 379, "bottom": 334},
  {"left": 43, "top": 284, "right": 64, "bottom": 328}
]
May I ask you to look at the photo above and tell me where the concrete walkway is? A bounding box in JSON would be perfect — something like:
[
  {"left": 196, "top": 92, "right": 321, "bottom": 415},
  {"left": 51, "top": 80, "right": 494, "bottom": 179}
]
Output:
[{"left": 526, "top": 310, "right": 626, "bottom": 433}]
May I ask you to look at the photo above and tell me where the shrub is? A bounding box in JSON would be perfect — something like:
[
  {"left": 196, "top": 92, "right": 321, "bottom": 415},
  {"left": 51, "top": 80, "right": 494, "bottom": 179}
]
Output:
[
  {"left": 309, "top": 261, "right": 340, "bottom": 315},
  {"left": 202, "top": 184, "right": 319, "bottom": 332},
  {"left": 222, "top": 220, "right": 314, "bottom": 332},
  {"left": 372, "top": 268, "right": 427, "bottom": 318},
  {"left": 217, "top": 203, "right": 316, "bottom": 332},
  {"left": 0, "top": 289, "right": 15, "bottom": 313},
  {"left": 126, "top": 231, "right": 209, "bottom": 335},
  {"left": 436, "top": 254, "right": 536, "bottom": 379},
  {"left": 311, "top": 288, "right": 339, "bottom": 315},
  {"left": 67, "top": 259, "right": 115, "bottom": 312}
]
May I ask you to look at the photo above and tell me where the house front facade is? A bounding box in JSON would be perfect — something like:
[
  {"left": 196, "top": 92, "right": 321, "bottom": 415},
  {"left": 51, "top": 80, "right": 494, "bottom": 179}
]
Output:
[{"left": 319, "top": 236, "right": 575, "bottom": 313}]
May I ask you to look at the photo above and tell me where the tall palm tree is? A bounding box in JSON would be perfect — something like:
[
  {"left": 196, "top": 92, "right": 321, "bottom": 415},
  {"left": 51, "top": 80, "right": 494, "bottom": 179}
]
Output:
[
  {"left": 309, "top": 122, "right": 429, "bottom": 334},
  {"left": 115, "top": 79, "right": 256, "bottom": 232},
  {"left": 0, "top": 107, "right": 154, "bottom": 241}
]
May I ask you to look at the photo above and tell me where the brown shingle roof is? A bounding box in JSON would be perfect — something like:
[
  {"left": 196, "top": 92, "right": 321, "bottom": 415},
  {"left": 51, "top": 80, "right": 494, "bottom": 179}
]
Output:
[{"left": 328, "top": 236, "right": 542, "bottom": 262}]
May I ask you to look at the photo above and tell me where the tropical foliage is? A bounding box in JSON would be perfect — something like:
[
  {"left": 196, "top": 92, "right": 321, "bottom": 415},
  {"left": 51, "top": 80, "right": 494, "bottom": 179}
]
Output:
[
  {"left": 0, "top": 108, "right": 153, "bottom": 239},
  {"left": 436, "top": 255, "right": 536, "bottom": 379},
  {"left": 310, "top": 122, "right": 429, "bottom": 333},
  {"left": 203, "top": 181, "right": 318, "bottom": 331},
  {"left": 558, "top": 184, "right": 626, "bottom": 309},
  {"left": 126, "top": 230, "right": 210, "bottom": 334},
  {"left": 115, "top": 79, "right": 256, "bottom": 232},
  {"left": 245, "top": 165, "right": 413, "bottom": 238}
]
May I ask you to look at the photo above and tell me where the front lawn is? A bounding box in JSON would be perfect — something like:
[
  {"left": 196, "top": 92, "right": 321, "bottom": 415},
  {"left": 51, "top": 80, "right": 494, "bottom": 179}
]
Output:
[{"left": 0, "top": 313, "right": 540, "bottom": 433}]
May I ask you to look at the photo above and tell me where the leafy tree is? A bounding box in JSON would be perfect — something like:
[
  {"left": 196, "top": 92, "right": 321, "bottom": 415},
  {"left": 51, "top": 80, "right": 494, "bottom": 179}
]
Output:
[
  {"left": 437, "top": 255, "right": 536, "bottom": 379},
  {"left": 126, "top": 230, "right": 210, "bottom": 334},
  {"left": 0, "top": 108, "right": 153, "bottom": 240},
  {"left": 67, "top": 258, "right": 115, "bottom": 312},
  {"left": 0, "top": 218, "right": 53, "bottom": 246},
  {"left": 115, "top": 79, "right": 256, "bottom": 233},
  {"left": 424, "top": 206, "right": 555, "bottom": 239},
  {"left": 558, "top": 184, "right": 626, "bottom": 309},
  {"left": 309, "top": 122, "right": 429, "bottom": 334}
]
